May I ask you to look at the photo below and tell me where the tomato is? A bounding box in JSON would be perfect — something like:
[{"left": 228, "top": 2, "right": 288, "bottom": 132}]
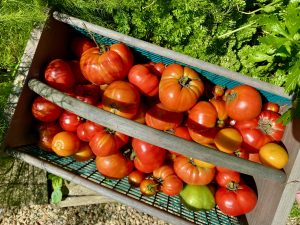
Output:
[
  {"left": 132, "top": 103, "right": 147, "bottom": 124},
  {"left": 215, "top": 170, "right": 241, "bottom": 188},
  {"left": 173, "top": 156, "right": 216, "bottom": 185},
  {"left": 128, "top": 64, "right": 160, "bottom": 97},
  {"left": 32, "top": 96, "right": 63, "bottom": 122},
  {"left": 52, "top": 131, "right": 80, "bottom": 156},
  {"left": 77, "top": 120, "right": 102, "bottom": 142},
  {"left": 180, "top": 184, "right": 216, "bottom": 211},
  {"left": 186, "top": 101, "right": 217, "bottom": 131},
  {"left": 259, "top": 143, "right": 289, "bottom": 169},
  {"left": 95, "top": 153, "right": 134, "bottom": 179},
  {"left": 89, "top": 127, "right": 129, "bottom": 157},
  {"left": 73, "top": 84, "right": 101, "bottom": 105},
  {"left": 128, "top": 170, "right": 146, "bottom": 187},
  {"left": 102, "top": 81, "right": 140, "bottom": 119},
  {"left": 71, "top": 36, "right": 96, "bottom": 58},
  {"left": 68, "top": 60, "right": 88, "bottom": 84},
  {"left": 44, "top": 59, "right": 75, "bottom": 91},
  {"left": 59, "top": 110, "right": 83, "bottom": 132},
  {"left": 188, "top": 127, "right": 219, "bottom": 145},
  {"left": 37, "top": 122, "right": 62, "bottom": 151},
  {"left": 263, "top": 102, "right": 280, "bottom": 113},
  {"left": 159, "top": 64, "right": 205, "bottom": 112},
  {"left": 212, "top": 85, "right": 225, "bottom": 98},
  {"left": 134, "top": 157, "right": 165, "bottom": 173},
  {"left": 140, "top": 179, "right": 159, "bottom": 196},
  {"left": 215, "top": 183, "right": 257, "bottom": 216},
  {"left": 257, "top": 110, "right": 285, "bottom": 141},
  {"left": 209, "top": 98, "right": 228, "bottom": 127},
  {"left": 248, "top": 153, "right": 262, "bottom": 164},
  {"left": 152, "top": 62, "right": 166, "bottom": 76},
  {"left": 145, "top": 103, "right": 183, "bottom": 131},
  {"left": 224, "top": 85, "right": 262, "bottom": 121},
  {"left": 80, "top": 43, "right": 133, "bottom": 85},
  {"left": 73, "top": 143, "right": 95, "bottom": 161},
  {"left": 174, "top": 127, "right": 193, "bottom": 141},
  {"left": 214, "top": 128, "right": 243, "bottom": 154},
  {"left": 234, "top": 148, "right": 249, "bottom": 160}
]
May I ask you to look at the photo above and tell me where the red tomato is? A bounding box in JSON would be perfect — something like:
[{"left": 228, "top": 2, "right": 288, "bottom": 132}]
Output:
[
  {"left": 215, "top": 170, "right": 241, "bottom": 188},
  {"left": 80, "top": 43, "right": 134, "bottom": 85},
  {"left": 44, "top": 59, "right": 75, "bottom": 91},
  {"left": 52, "top": 131, "right": 80, "bottom": 156},
  {"left": 263, "top": 102, "right": 280, "bottom": 113},
  {"left": 68, "top": 60, "right": 88, "bottom": 84},
  {"left": 186, "top": 101, "right": 218, "bottom": 131},
  {"left": 153, "top": 165, "right": 183, "bottom": 196},
  {"left": 128, "top": 64, "right": 160, "bottom": 97},
  {"left": 188, "top": 127, "right": 219, "bottom": 145},
  {"left": 212, "top": 85, "right": 225, "bottom": 98},
  {"left": 37, "top": 122, "right": 62, "bottom": 151},
  {"left": 215, "top": 183, "right": 257, "bottom": 216},
  {"left": 73, "top": 84, "right": 101, "bottom": 105},
  {"left": 71, "top": 36, "right": 96, "bottom": 58},
  {"left": 174, "top": 126, "right": 193, "bottom": 141},
  {"left": 59, "top": 110, "right": 83, "bottom": 132},
  {"left": 32, "top": 96, "right": 63, "bottom": 122},
  {"left": 173, "top": 156, "right": 216, "bottom": 185},
  {"left": 89, "top": 127, "right": 129, "bottom": 157},
  {"left": 95, "top": 153, "right": 134, "bottom": 179},
  {"left": 159, "top": 64, "right": 205, "bottom": 112},
  {"left": 209, "top": 98, "right": 228, "bottom": 127},
  {"left": 132, "top": 103, "right": 147, "bottom": 124},
  {"left": 128, "top": 170, "right": 146, "bottom": 187},
  {"left": 248, "top": 153, "right": 262, "bottom": 164},
  {"left": 140, "top": 179, "right": 159, "bottom": 196},
  {"left": 76, "top": 120, "right": 102, "bottom": 142},
  {"left": 145, "top": 103, "right": 183, "bottom": 131},
  {"left": 73, "top": 143, "right": 95, "bottom": 161},
  {"left": 224, "top": 85, "right": 262, "bottom": 121},
  {"left": 233, "top": 148, "right": 249, "bottom": 160},
  {"left": 102, "top": 81, "right": 140, "bottom": 119},
  {"left": 152, "top": 62, "right": 166, "bottom": 76}
]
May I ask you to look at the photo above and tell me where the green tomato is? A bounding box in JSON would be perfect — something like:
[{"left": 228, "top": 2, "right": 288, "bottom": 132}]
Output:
[{"left": 179, "top": 184, "right": 215, "bottom": 211}]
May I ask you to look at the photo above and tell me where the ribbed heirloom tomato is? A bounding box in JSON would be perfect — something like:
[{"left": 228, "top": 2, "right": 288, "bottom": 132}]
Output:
[
  {"left": 159, "top": 64, "right": 205, "bottom": 112},
  {"left": 32, "top": 96, "right": 63, "bottom": 122},
  {"left": 80, "top": 43, "right": 134, "bottom": 85}
]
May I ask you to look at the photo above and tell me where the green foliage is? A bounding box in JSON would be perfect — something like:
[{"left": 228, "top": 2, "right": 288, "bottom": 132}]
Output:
[
  {"left": 48, "top": 174, "right": 63, "bottom": 204},
  {"left": 289, "top": 202, "right": 300, "bottom": 218}
]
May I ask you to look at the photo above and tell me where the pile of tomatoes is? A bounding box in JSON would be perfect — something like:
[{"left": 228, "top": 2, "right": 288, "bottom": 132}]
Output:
[{"left": 31, "top": 35, "right": 289, "bottom": 217}]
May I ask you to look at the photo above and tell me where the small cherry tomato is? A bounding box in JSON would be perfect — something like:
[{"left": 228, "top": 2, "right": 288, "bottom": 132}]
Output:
[
  {"left": 140, "top": 179, "right": 159, "bottom": 196},
  {"left": 128, "top": 170, "right": 146, "bottom": 188}
]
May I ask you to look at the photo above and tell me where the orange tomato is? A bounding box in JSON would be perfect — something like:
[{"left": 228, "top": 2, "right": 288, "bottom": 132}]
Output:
[
  {"left": 52, "top": 131, "right": 80, "bottom": 156},
  {"left": 74, "top": 143, "right": 95, "bottom": 161},
  {"left": 259, "top": 143, "right": 288, "bottom": 169},
  {"left": 214, "top": 128, "right": 242, "bottom": 154}
]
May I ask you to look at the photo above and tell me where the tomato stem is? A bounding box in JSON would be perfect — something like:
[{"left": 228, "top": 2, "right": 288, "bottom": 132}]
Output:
[
  {"left": 179, "top": 76, "right": 192, "bottom": 87},
  {"left": 226, "top": 181, "right": 239, "bottom": 191},
  {"left": 105, "top": 127, "right": 116, "bottom": 134}
]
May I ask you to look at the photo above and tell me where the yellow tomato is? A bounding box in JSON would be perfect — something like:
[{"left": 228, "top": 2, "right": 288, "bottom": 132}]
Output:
[
  {"left": 194, "top": 159, "right": 215, "bottom": 168},
  {"left": 259, "top": 143, "right": 288, "bottom": 169},
  {"left": 214, "top": 128, "right": 242, "bottom": 154}
]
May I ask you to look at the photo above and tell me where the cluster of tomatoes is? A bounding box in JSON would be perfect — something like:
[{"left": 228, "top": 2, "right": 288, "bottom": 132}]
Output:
[{"left": 31, "top": 34, "right": 288, "bottom": 217}]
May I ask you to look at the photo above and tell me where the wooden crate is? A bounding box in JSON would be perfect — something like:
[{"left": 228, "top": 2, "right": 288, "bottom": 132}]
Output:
[{"left": 2, "top": 11, "right": 300, "bottom": 225}]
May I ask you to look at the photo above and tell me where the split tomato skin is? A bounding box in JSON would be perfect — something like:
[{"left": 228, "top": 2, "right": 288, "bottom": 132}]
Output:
[
  {"left": 32, "top": 96, "right": 63, "bottom": 122},
  {"left": 51, "top": 131, "right": 80, "bottom": 157}
]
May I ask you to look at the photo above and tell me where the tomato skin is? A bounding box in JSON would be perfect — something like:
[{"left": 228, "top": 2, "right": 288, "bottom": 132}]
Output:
[
  {"left": 128, "top": 170, "right": 146, "bottom": 187},
  {"left": 89, "top": 127, "right": 129, "bottom": 157},
  {"left": 73, "top": 143, "right": 95, "bottom": 161},
  {"left": 174, "top": 127, "right": 193, "bottom": 141},
  {"left": 32, "top": 96, "right": 63, "bottom": 122},
  {"left": 263, "top": 102, "right": 280, "bottom": 113},
  {"left": 214, "top": 128, "right": 243, "bottom": 154},
  {"left": 37, "top": 122, "right": 62, "bottom": 151},
  {"left": 140, "top": 179, "right": 159, "bottom": 196},
  {"left": 215, "top": 184, "right": 257, "bottom": 216},
  {"left": 224, "top": 85, "right": 262, "bottom": 121},
  {"left": 215, "top": 170, "right": 241, "bottom": 188},
  {"left": 44, "top": 59, "right": 75, "bottom": 91},
  {"left": 259, "top": 143, "right": 289, "bottom": 169},
  {"left": 71, "top": 36, "right": 96, "bottom": 58},
  {"left": 145, "top": 103, "right": 183, "bottom": 131},
  {"left": 188, "top": 127, "right": 219, "bottom": 145},
  {"left": 159, "top": 64, "right": 205, "bottom": 112},
  {"left": 59, "top": 110, "right": 83, "bottom": 132},
  {"left": 80, "top": 44, "right": 133, "bottom": 85},
  {"left": 52, "top": 131, "right": 80, "bottom": 156},
  {"left": 102, "top": 81, "right": 140, "bottom": 119},
  {"left": 234, "top": 148, "right": 249, "bottom": 160},
  {"left": 186, "top": 101, "right": 218, "bottom": 131},
  {"left": 128, "top": 64, "right": 160, "bottom": 97},
  {"left": 95, "top": 153, "right": 134, "bottom": 179},
  {"left": 173, "top": 156, "right": 216, "bottom": 185},
  {"left": 73, "top": 84, "right": 101, "bottom": 105},
  {"left": 212, "top": 85, "right": 225, "bottom": 98},
  {"left": 209, "top": 98, "right": 228, "bottom": 127},
  {"left": 77, "top": 120, "right": 102, "bottom": 142},
  {"left": 68, "top": 60, "right": 89, "bottom": 84}
]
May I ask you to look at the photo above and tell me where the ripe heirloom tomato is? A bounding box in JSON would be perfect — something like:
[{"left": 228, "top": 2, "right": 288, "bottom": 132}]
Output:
[
  {"left": 159, "top": 64, "right": 205, "bottom": 112},
  {"left": 44, "top": 59, "right": 75, "bottom": 91},
  {"left": 215, "top": 169, "right": 241, "bottom": 188},
  {"left": 52, "top": 131, "right": 80, "bottom": 156},
  {"left": 140, "top": 179, "right": 159, "bottom": 196},
  {"left": 95, "top": 153, "right": 134, "bottom": 179},
  {"left": 224, "top": 85, "right": 262, "bottom": 121},
  {"left": 263, "top": 102, "right": 280, "bottom": 113},
  {"left": 102, "top": 81, "right": 140, "bottom": 119},
  {"left": 215, "top": 183, "right": 257, "bottom": 216},
  {"left": 152, "top": 62, "right": 166, "bottom": 76},
  {"left": 128, "top": 170, "right": 146, "bottom": 187},
  {"left": 37, "top": 122, "right": 62, "bottom": 151},
  {"left": 186, "top": 101, "right": 217, "bottom": 131},
  {"left": 70, "top": 36, "right": 96, "bottom": 58},
  {"left": 32, "top": 96, "right": 62, "bottom": 122},
  {"left": 128, "top": 64, "right": 160, "bottom": 97},
  {"left": 173, "top": 156, "right": 215, "bottom": 185},
  {"left": 73, "top": 84, "right": 101, "bottom": 105},
  {"left": 188, "top": 127, "right": 219, "bottom": 145},
  {"left": 132, "top": 103, "right": 147, "bottom": 124},
  {"left": 59, "top": 110, "right": 83, "bottom": 132},
  {"left": 259, "top": 143, "right": 288, "bottom": 169},
  {"left": 209, "top": 98, "right": 228, "bottom": 127},
  {"left": 74, "top": 143, "right": 95, "bottom": 161},
  {"left": 145, "top": 103, "right": 183, "bottom": 131},
  {"left": 89, "top": 127, "right": 129, "bottom": 157},
  {"left": 68, "top": 60, "right": 88, "bottom": 84},
  {"left": 214, "top": 128, "right": 243, "bottom": 154},
  {"left": 77, "top": 120, "right": 102, "bottom": 142},
  {"left": 80, "top": 43, "right": 133, "bottom": 85}
]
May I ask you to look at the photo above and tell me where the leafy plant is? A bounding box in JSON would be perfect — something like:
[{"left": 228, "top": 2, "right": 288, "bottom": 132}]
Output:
[{"left": 48, "top": 174, "right": 63, "bottom": 204}]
